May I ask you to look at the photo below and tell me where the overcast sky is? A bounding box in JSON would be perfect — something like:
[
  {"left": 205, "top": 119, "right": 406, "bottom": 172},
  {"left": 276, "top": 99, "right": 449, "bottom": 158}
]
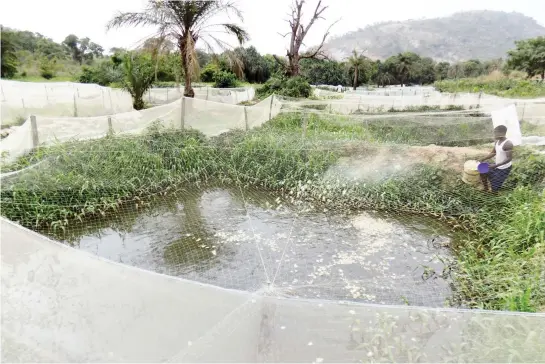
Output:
[{"left": 1, "top": 0, "right": 544, "bottom": 55}]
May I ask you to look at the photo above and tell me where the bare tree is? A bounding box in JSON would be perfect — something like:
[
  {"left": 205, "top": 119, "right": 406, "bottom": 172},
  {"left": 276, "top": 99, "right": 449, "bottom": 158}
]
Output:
[{"left": 277, "top": 0, "right": 337, "bottom": 77}]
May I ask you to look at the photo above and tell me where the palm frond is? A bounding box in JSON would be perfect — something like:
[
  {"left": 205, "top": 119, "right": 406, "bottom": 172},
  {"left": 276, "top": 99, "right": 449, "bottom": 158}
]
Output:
[
  {"left": 221, "top": 23, "right": 250, "bottom": 45},
  {"left": 107, "top": 11, "right": 162, "bottom": 30}
]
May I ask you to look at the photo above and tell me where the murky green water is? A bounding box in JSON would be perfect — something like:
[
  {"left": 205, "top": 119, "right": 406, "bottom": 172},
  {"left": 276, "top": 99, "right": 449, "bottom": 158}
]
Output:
[{"left": 44, "top": 187, "right": 456, "bottom": 307}]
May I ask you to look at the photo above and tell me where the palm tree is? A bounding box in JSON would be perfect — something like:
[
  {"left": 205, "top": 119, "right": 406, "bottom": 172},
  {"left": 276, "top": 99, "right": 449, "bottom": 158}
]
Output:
[
  {"left": 107, "top": 0, "right": 249, "bottom": 98},
  {"left": 347, "top": 49, "right": 367, "bottom": 90},
  {"left": 395, "top": 53, "right": 413, "bottom": 86},
  {"left": 122, "top": 53, "right": 155, "bottom": 110},
  {"left": 375, "top": 71, "right": 393, "bottom": 88}
]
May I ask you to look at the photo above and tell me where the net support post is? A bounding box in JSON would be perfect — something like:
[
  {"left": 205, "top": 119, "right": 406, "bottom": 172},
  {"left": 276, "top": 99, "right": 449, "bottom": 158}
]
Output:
[
  {"left": 166, "top": 88, "right": 169, "bottom": 102},
  {"left": 73, "top": 93, "right": 78, "bottom": 117},
  {"left": 244, "top": 106, "right": 249, "bottom": 131},
  {"left": 30, "top": 115, "right": 39, "bottom": 149},
  {"left": 206, "top": 87, "right": 209, "bottom": 101},
  {"left": 268, "top": 94, "right": 274, "bottom": 121},
  {"left": 180, "top": 97, "right": 186, "bottom": 129},
  {"left": 107, "top": 116, "right": 113, "bottom": 135}
]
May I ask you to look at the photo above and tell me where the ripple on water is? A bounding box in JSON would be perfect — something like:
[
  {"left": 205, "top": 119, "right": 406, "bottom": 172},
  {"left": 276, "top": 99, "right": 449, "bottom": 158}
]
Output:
[{"left": 44, "top": 187, "right": 455, "bottom": 307}]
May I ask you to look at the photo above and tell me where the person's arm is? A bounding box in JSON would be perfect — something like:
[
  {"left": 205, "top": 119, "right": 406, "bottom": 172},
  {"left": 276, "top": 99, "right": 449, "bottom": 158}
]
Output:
[
  {"left": 489, "top": 141, "right": 513, "bottom": 169},
  {"left": 480, "top": 145, "right": 496, "bottom": 162}
]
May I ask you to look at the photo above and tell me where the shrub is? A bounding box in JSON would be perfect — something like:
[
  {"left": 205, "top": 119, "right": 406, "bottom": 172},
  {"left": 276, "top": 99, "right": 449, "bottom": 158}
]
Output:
[
  {"left": 79, "top": 60, "right": 123, "bottom": 86},
  {"left": 257, "top": 76, "right": 312, "bottom": 98},
  {"left": 212, "top": 70, "right": 239, "bottom": 88},
  {"left": 200, "top": 63, "right": 219, "bottom": 83},
  {"left": 39, "top": 58, "right": 57, "bottom": 79},
  {"left": 283, "top": 76, "right": 312, "bottom": 98}
]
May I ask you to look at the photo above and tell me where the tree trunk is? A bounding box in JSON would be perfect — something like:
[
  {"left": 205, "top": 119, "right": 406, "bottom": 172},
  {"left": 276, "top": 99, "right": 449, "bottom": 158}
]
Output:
[
  {"left": 353, "top": 68, "right": 358, "bottom": 90},
  {"left": 154, "top": 58, "right": 159, "bottom": 83},
  {"left": 541, "top": 71, "right": 544, "bottom": 81},
  {"left": 179, "top": 36, "right": 195, "bottom": 98},
  {"left": 288, "top": 54, "right": 300, "bottom": 77}
]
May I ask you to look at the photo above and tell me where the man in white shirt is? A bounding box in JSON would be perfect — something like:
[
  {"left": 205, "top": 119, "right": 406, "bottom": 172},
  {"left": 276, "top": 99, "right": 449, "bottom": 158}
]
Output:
[{"left": 479, "top": 125, "right": 514, "bottom": 192}]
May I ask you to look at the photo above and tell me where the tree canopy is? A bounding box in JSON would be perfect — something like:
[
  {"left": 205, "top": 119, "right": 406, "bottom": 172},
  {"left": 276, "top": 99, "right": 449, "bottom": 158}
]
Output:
[{"left": 507, "top": 36, "right": 545, "bottom": 80}]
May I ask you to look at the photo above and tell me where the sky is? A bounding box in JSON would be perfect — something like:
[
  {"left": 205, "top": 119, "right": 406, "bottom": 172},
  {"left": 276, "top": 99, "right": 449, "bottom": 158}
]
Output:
[{"left": 1, "top": 0, "right": 544, "bottom": 55}]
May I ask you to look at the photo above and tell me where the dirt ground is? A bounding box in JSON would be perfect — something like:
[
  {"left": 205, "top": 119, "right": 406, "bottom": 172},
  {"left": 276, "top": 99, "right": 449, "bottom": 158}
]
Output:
[{"left": 339, "top": 143, "right": 486, "bottom": 173}]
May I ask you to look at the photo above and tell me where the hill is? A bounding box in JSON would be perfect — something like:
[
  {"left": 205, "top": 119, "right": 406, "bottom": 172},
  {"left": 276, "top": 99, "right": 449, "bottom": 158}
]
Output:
[{"left": 323, "top": 11, "right": 545, "bottom": 62}]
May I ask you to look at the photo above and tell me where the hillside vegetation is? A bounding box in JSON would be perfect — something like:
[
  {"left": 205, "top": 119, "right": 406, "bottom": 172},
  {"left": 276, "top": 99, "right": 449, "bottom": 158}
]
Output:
[{"left": 324, "top": 11, "right": 545, "bottom": 62}]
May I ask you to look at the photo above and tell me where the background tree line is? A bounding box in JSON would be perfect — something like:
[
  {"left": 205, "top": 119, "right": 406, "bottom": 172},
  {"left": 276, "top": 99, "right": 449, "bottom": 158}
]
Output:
[{"left": 2, "top": 14, "right": 544, "bottom": 94}]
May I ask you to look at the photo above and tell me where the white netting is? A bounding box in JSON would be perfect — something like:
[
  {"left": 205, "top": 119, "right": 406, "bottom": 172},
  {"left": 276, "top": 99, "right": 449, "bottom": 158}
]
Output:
[
  {"left": 0, "top": 95, "right": 281, "bottom": 163},
  {"left": 146, "top": 86, "right": 255, "bottom": 105},
  {"left": 1, "top": 88, "right": 545, "bottom": 362},
  {"left": 0, "top": 80, "right": 257, "bottom": 126},
  {"left": 2, "top": 219, "right": 544, "bottom": 362},
  {"left": 0, "top": 80, "right": 134, "bottom": 124},
  {"left": 312, "top": 86, "right": 545, "bottom": 122}
]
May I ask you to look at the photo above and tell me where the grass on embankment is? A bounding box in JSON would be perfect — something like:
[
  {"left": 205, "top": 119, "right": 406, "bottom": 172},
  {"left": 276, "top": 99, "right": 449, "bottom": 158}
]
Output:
[
  {"left": 1, "top": 113, "right": 544, "bottom": 312},
  {"left": 435, "top": 77, "right": 545, "bottom": 98}
]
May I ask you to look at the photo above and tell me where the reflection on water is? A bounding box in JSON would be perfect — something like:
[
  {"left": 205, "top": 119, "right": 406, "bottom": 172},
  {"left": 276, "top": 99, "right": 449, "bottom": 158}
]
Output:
[{"left": 44, "top": 187, "right": 456, "bottom": 307}]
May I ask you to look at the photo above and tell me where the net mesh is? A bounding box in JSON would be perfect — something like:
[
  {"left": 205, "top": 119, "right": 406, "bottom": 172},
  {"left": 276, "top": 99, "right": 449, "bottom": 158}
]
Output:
[
  {"left": 0, "top": 80, "right": 256, "bottom": 127},
  {"left": 1, "top": 87, "right": 545, "bottom": 362}
]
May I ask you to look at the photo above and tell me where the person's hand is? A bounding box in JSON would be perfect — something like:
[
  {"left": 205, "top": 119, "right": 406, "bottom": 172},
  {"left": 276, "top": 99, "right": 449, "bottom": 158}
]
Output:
[{"left": 489, "top": 164, "right": 497, "bottom": 169}]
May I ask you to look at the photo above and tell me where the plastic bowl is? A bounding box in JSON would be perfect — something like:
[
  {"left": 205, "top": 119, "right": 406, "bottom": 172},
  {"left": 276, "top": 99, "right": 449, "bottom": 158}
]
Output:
[{"left": 477, "top": 162, "right": 489, "bottom": 174}]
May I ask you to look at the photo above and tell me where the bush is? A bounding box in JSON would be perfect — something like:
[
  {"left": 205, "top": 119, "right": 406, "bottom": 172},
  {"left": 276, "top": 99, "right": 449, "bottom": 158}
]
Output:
[
  {"left": 79, "top": 60, "right": 123, "bottom": 86},
  {"left": 200, "top": 63, "right": 219, "bottom": 83},
  {"left": 257, "top": 76, "right": 312, "bottom": 98},
  {"left": 212, "top": 70, "right": 239, "bottom": 88},
  {"left": 283, "top": 76, "right": 312, "bottom": 98},
  {"left": 39, "top": 58, "right": 57, "bottom": 79}
]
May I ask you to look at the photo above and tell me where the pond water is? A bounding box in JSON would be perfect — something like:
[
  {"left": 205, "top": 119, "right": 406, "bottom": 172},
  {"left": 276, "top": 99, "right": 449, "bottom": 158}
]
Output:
[{"left": 44, "top": 187, "right": 456, "bottom": 307}]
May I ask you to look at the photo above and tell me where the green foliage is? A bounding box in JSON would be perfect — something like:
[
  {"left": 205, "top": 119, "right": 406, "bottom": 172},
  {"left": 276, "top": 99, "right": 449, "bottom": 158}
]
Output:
[
  {"left": 1, "top": 27, "right": 19, "bottom": 78},
  {"left": 38, "top": 57, "right": 57, "bottom": 79},
  {"left": 435, "top": 62, "right": 450, "bottom": 81},
  {"left": 78, "top": 58, "right": 124, "bottom": 86},
  {"left": 257, "top": 76, "right": 312, "bottom": 98},
  {"left": 300, "top": 58, "right": 345, "bottom": 86},
  {"left": 507, "top": 36, "right": 545, "bottom": 80},
  {"left": 435, "top": 77, "right": 545, "bottom": 98},
  {"left": 212, "top": 70, "right": 239, "bottom": 88},
  {"left": 235, "top": 46, "right": 271, "bottom": 83},
  {"left": 200, "top": 62, "right": 219, "bottom": 82},
  {"left": 122, "top": 53, "right": 155, "bottom": 110},
  {"left": 62, "top": 34, "right": 103, "bottom": 65}
]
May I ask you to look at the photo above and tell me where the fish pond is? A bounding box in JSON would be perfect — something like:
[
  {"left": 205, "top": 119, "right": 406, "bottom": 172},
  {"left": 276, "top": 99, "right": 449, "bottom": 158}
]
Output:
[{"left": 43, "top": 187, "right": 458, "bottom": 307}]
